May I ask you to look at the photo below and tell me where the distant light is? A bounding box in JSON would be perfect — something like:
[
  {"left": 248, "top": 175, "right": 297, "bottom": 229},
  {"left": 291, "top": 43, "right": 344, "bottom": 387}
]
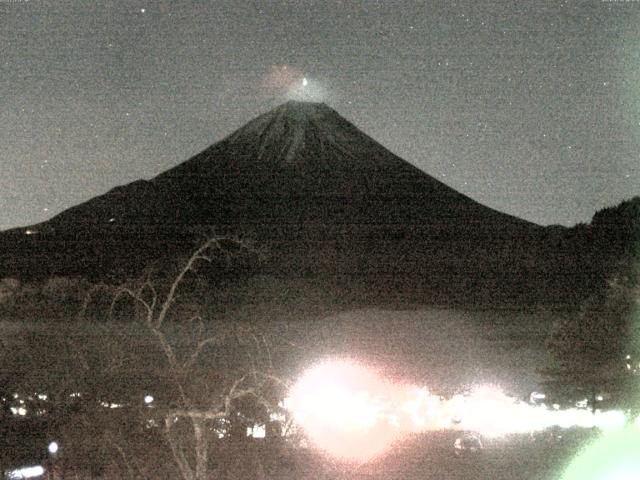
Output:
[
  {"left": 269, "top": 410, "right": 287, "bottom": 423},
  {"left": 530, "top": 392, "right": 546, "bottom": 402},
  {"left": 594, "top": 410, "right": 627, "bottom": 430},
  {"left": 248, "top": 424, "right": 266, "bottom": 438},
  {"left": 25, "top": 229, "right": 37, "bottom": 235},
  {"left": 145, "top": 418, "right": 158, "bottom": 429},
  {"left": 144, "top": 395, "right": 154, "bottom": 404},
  {"left": 5, "top": 465, "right": 45, "bottom": 479},
  {"left": 596, "top": 395, "right": 604, "bottom": 402},
  {"left": 287, "top": 76, "right": 328, "bottom": 102},
  {"left": 576, "top": 399, "right": 589, "bottom": 409},
  {"left": 108, "top": 217, "right": 116, "bottom": 223},
  {"left": 48, "top": 441, "right": 59, "bottom": 454},
  {"left": 140, "top": 8, "right": 145, "bottom": 13},
  {"left": 37, "top": 394, "right": 47, "bottom": 401}
]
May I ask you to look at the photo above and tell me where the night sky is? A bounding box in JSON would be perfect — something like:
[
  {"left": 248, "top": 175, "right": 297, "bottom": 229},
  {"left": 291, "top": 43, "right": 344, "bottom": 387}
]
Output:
[{"left": 2, "top": 0, "right": 639, "bottom": 231}]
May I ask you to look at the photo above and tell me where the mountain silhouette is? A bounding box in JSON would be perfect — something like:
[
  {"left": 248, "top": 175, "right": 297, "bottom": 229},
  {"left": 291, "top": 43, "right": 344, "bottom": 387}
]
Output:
[{"left": 0, "top": 101, "right": 550, "bottom": 302}]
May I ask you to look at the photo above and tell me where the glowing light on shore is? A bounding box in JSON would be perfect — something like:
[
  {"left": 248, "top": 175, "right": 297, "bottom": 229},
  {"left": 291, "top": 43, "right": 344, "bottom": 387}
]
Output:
[
  {"left": 285, "top": 359, "right": 401, "bottom": 460},
  {"left": 446, "top": 386, "right": 627, "bottom": 436},
  {"left": 6, "top": 465, "right": 44, "bottom": 479},
  {"left": 285, "top": 360, "right": 630, "bottom": 462}
]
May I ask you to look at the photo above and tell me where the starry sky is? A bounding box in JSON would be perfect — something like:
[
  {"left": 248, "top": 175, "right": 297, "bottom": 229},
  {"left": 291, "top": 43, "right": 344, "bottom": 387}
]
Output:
[{"left": 1, "top": 0, "right": 639, "bottom": 230}]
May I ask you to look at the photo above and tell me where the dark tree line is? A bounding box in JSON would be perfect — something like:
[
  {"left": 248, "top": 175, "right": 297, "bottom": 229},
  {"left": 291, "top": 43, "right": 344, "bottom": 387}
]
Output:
[{"left": 544, "top": 197, "right": 640, "bottom": 409}]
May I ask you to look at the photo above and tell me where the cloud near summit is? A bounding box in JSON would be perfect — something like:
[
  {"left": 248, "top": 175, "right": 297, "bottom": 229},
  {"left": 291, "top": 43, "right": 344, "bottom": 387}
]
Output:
[{"left": 262, "top": 64, "right": 305, "bottom": 92}]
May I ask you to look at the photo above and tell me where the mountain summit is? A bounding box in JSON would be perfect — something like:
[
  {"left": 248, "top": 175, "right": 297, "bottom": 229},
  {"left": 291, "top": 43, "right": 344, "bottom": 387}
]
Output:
[
  {"left": 1, "top": 101, "right": 542, "bottom": 298},
  {"left": 158, "top": 99, "right": 444, "bottom": 196}
]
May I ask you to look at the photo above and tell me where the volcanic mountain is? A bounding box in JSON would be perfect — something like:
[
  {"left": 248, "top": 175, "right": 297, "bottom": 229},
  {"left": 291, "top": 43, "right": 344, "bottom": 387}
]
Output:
[{"left": 1, "top": 101, "right": 551, "bottom": 301}]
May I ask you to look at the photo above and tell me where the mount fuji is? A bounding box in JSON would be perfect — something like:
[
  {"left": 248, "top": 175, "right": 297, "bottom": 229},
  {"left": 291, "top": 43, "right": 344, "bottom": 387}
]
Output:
[{"left": 1, "top": 101, "right": 552, "bottom": 302}]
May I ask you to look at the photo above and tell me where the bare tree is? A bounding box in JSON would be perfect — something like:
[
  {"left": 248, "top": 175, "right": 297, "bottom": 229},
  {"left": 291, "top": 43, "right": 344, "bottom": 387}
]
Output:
[
  {"left": 99, "top": 235, "right": 288, "bottom": 480},
  {"left": 0, "top": 235, "right": 290, "bottom": 480}
]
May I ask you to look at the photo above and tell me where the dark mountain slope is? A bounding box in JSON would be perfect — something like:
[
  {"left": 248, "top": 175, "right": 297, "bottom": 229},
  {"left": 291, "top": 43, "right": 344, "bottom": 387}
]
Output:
[{"left": 0, "top": 101, "right": 552, "bottom": 303}]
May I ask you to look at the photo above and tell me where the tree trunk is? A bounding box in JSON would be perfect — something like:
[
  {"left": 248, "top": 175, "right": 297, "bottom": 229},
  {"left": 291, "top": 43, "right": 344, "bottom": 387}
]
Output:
[
  {"left": 193, "top": 418, "right": 209, "bottom": 480},
  {"left": 165, "top": 417, "right": 195, "bottom": 480}
]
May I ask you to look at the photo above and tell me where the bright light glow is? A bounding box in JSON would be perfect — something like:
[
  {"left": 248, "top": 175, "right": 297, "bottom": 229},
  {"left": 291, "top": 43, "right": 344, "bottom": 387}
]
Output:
[
  {"left": 36, "top": 394, "right": 47, "bottom": 401},
  {"left": 269, "top": 410, "right": 287, "bottom": 423},
  {"left": 285, "top": 361, "right": 631, "bottom": 462},
  {"left": 10, "top": 406, "right": 27, "bottom": 416},
  {"left": 530, "top": 391, "right": 546, "bottom": 402},
  {"left": 247, "top": 424, "right": 266, "bottom": 438},
  {"left": 446, "top": 386, "right": 627, "bottom": 436},
  {"left": 6, "top": 465, "right": 45, "bottom": 479},
  {"left": 561, "top": 428, "right": 640, "bottom": 480},
  {"left": 48, "top": 441, "right": 58, "bottom": 454},
  {"left": 144, "top": 395, "right": 154, "bottom": 404},
  {"left": 287, "top": 76, "right": 328, "bottom": 102},
  {"left": 576, "top": 398, "right": 589, "bottom": 409},
  {"left": 286, "top": 359, "right": 405, "bottom": 461}
]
